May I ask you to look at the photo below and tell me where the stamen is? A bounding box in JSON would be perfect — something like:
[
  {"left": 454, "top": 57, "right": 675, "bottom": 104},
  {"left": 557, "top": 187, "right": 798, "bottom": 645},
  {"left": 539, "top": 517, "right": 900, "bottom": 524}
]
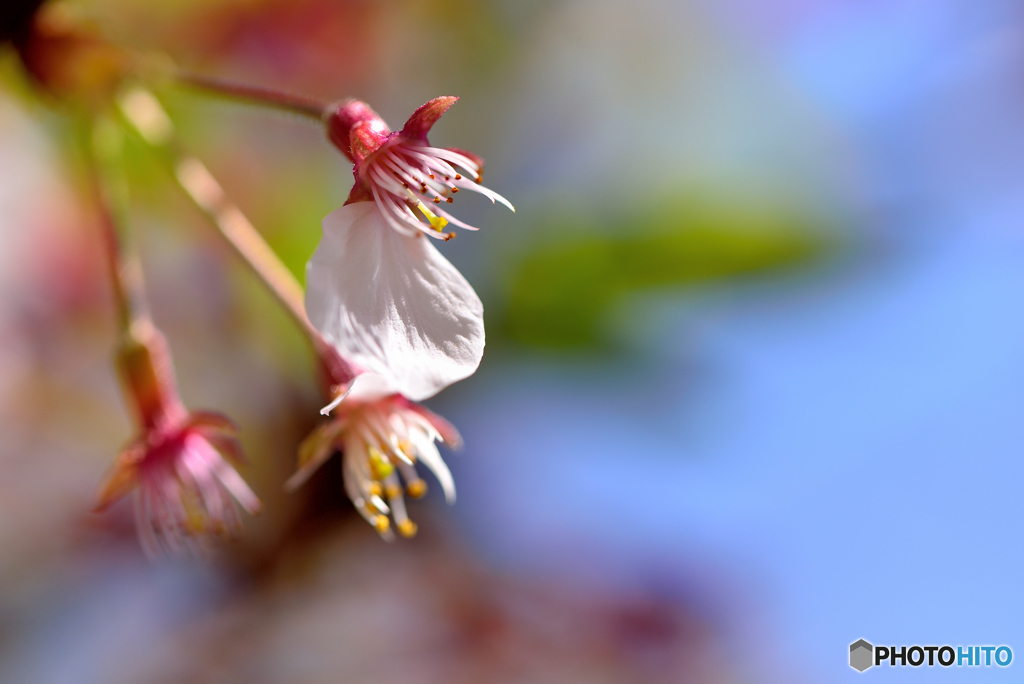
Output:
[
  {"left": 396, "top": 460, "right": 419, "bottom": 488},
  {"left": 364, "top": 141, "right": 511, "bottom": 240},
  {"left": 455, "top": 177, "right": 515, "bottom": 212},
  {"left": 406, "top": 479, "right": 428, "bottom": 499},
  {"left": 343, "top": 458, "right": 368, "bottom": 516},
  {"left": 362, "top": 415, "right": 415, "bottom": 466},
  {"left": 319, "top": 384, "right": 352, "bottom": 416},
  {"left": 399, "top": 151, "right": 461, "bottom": 197},
  {"left": 380, "top": 156, "right": 424, "bottom": 192},
  {"left": 382, "top": 152, "right": 448, "bottom": 200},
  {"left": 369, "top": 494, "right": 390, "bottom": 514},
  {"left": 371, "top": 185, "right": 420, "bottom": 237},
  {"left": 433, "top": 205, "right": 480, "bottom": 231},
  {"left": 405, "top": 148, "right": 459, "bottom": 179},
  {"left": 404, "top": 431, "right": 456, "bottom": 504},
  {"left": 384, "top": 473, "right": 414, "bottom": 535},
  {"left": 398, "top": 440, "right": 416, "bottom": 461}
]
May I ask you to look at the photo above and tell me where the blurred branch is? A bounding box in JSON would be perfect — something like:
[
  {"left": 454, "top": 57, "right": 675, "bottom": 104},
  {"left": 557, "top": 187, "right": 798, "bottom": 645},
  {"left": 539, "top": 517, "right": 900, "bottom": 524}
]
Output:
[
  {"left": 116, "top": 86, "right": 355, "bottom": 385},
  {"left": 173, "top": 70, "right": 327, "bottom": 121}
]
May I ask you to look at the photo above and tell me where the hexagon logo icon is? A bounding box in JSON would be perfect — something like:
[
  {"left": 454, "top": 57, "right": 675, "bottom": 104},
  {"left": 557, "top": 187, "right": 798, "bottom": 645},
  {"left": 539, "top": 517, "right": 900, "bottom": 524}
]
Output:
[{"left": 850, "top": 639, "right": 874, "bottom": 672}]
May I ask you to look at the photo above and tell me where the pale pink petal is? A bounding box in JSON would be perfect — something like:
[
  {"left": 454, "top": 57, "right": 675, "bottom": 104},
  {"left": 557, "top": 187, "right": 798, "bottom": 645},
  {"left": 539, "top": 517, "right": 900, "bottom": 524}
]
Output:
[
  {"left": 306, "top": 202, "right": 484, "bottom": 401},
  {"left": 347, "top": 372, "right": 399, "bottom": 402}
]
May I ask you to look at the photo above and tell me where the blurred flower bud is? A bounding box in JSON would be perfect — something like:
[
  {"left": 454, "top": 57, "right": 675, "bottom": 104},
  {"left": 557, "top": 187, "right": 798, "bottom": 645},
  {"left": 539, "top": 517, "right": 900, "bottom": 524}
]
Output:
[{"left": 15, "top": 9, "right": 129, "bottom": 107}]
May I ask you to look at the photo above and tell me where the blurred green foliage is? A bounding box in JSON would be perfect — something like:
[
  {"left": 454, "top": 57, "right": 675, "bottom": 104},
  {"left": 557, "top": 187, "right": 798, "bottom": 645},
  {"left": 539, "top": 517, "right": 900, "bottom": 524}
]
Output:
[{"left": 500, "top": 200, "right": 828, "bottom": 349}]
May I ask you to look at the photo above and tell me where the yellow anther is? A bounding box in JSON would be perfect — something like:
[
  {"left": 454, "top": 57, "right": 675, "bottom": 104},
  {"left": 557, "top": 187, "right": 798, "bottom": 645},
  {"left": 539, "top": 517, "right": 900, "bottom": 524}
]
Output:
[
  {"left": 373, "top": 515, "right": 391, "bottom": 534},
  {"left": 369, "top": 449, "right": 394, "bottom": 480},
  {"left": 406, "top": 479, "right": 428, "bottom": 499},
  {"left": 385, "top": 483, "right": 402, "bottom": 500},
  {"left": 369, "top": 482, "right": 383, "bottom": 497},
  {"left": 398, "top": 520, "right": 418, "bottom": 538}
]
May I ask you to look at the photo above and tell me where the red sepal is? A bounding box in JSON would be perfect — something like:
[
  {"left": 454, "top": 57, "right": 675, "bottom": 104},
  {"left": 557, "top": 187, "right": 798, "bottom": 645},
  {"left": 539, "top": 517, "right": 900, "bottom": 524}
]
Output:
[{"left": 400, "top": 96, "right": 458, "bottom": 141}]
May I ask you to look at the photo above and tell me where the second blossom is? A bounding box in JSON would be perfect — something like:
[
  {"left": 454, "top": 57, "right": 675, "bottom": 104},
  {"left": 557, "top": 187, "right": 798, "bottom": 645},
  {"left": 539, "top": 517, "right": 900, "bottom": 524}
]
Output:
[{"left": 305, "top": 97, "right": 512, "bottom": 401}]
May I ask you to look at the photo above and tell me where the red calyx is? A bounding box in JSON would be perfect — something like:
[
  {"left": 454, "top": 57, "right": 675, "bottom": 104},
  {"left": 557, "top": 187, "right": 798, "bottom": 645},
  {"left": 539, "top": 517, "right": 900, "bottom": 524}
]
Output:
[{"left": 324, "top": 99, "right": 390, "bottom": 163}]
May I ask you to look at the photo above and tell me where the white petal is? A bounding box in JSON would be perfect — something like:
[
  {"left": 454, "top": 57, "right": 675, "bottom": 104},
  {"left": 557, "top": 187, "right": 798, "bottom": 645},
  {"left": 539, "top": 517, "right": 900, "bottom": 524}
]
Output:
[
  {"left": 347, "top": 372, "right": 399, "bottom": 402},
  {"left": 306, "top": 202, "right": 484, "bottom": 401}
]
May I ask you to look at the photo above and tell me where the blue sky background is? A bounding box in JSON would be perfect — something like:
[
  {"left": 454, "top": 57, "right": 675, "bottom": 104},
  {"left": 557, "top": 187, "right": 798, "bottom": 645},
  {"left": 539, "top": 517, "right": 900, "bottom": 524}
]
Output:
[{"left": 436, "top": 0, "right": 1024, "bottom": 681}]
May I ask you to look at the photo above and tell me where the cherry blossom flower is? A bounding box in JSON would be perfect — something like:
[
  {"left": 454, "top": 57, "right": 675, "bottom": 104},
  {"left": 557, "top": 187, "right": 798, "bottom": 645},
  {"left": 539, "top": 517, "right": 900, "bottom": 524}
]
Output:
[
  {"left": 305, "top": 97, "right": 513, "bottom": 401},
  {"left": 286, "top": 375, "right": 461, "bottom": 539},
  {"left": 95, "top": 323, "right": 261, "bottom": 556}
]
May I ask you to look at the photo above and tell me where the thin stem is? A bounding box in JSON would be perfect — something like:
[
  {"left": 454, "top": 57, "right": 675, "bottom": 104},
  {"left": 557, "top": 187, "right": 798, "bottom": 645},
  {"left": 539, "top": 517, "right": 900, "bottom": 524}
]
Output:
[
  {"left": 87, "top": 116, "right": 187, "bottom": 429},
  {"left": 174, "top": 71, "right": 328, "bottom": 121},
  {"left": 174, "top": 157, "right": 313, "bottom": 334},
  {"left": 87, "top": 117, "right": 148, "bottom": 332},
  {"left": 116, "top": 86, "right": 356, "bottom": 386}
]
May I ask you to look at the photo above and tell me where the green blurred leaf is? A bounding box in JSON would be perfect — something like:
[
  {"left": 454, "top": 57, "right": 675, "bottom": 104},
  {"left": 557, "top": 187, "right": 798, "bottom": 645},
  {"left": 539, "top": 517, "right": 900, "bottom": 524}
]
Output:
[{"left": 500, "top": 200, "right": 829, "bottom": 349}]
